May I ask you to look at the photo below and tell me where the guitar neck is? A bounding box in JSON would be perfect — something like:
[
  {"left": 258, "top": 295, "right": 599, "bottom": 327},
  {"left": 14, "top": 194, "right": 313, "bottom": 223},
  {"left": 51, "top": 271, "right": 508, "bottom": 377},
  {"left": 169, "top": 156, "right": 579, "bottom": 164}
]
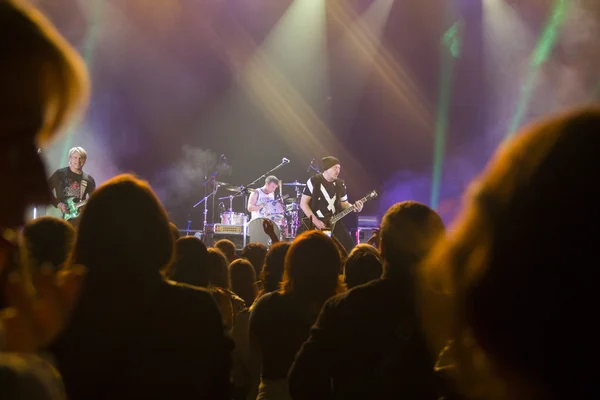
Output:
[
  {"left": 75, "top": 199, "right": 88, "bottom": 209},
  {"left": 330, "top": 195, "right": 369, "bottom": 224}
]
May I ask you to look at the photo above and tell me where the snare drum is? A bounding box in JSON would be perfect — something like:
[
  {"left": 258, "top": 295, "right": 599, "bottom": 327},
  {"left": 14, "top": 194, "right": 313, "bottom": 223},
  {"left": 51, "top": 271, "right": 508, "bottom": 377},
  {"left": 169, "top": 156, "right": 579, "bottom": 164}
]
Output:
[
  {"left": 221, "top": 211, "right": 247, "bottom": 225},
  {"left": 248, "top": 217, "right": 280, "bottom": 247}
]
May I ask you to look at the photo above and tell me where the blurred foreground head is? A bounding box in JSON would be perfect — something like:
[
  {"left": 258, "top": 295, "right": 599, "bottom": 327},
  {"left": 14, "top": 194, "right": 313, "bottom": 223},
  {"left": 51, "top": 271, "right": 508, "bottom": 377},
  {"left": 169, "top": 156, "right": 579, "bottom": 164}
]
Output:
[
  {"left": 427, "top": 107, "right": 600, "bottom": 399},
  {"left": 0, "top": 0, "right": 89, "bottom": 229}
]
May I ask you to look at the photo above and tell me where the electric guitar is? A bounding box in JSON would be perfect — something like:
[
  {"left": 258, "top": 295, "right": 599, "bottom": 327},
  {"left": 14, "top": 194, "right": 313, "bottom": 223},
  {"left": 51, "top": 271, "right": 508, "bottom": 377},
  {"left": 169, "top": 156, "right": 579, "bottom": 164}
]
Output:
[
  {"left": 47, "top": 197, "right": 88, "bottom": 221},
  {"left": 304, "top": 190, "right": 378, "bottom": 229}
]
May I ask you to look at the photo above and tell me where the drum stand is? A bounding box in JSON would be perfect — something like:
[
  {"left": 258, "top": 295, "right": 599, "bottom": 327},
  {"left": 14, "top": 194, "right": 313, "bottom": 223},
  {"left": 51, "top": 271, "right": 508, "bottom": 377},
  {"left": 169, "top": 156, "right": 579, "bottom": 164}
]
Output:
[{"left": 227, "top": 196, "right": 233, "bottom": 213}]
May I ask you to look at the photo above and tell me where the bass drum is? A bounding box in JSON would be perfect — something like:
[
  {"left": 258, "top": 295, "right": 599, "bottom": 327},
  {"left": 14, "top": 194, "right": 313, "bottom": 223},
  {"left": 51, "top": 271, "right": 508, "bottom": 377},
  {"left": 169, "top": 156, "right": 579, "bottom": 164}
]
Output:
[{"left": 248, "top": 217, "right": 280, "bottom": 247}]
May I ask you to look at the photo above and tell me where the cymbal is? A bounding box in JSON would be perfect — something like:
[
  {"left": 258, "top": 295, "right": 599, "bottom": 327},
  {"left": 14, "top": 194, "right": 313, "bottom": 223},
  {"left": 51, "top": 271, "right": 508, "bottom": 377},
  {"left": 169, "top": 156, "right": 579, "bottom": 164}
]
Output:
[
  {"left": 222, "top": 185, "right": 243, "bottom": 192},
  {"left": 220, "top": 185, "right": 256, "bottom": 193},
  {"left": 283, "top": 180, "right": 306, "bottom": 187},
  {"left": 214, "top": 181, "right": 236, "bottom": 190}
]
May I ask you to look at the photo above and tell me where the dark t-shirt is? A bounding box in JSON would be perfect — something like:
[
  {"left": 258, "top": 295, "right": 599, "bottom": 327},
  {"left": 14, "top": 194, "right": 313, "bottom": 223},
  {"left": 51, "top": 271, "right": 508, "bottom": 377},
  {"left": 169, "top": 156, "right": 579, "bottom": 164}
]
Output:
[
  {"left": 289, "top": 278, "right": 438, "bottom": 399},
  {"left": 50, "top": 280, "right": 233, "bottom": 399},
  {"left": 249, "top": 291, "right": 320, "bottom": 380},
  {"left": 303, "top": 174, "right": 347, "bottom": 219},
  {"left": 48, "top": 167, "right": 96, "bottom": 206}
]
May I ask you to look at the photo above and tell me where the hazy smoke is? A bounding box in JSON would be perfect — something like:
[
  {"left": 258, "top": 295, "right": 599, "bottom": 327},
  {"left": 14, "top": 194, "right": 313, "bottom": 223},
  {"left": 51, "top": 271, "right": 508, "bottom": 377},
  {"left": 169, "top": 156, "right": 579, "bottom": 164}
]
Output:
[
  {"left": 380, "top": 151, "right": 484, "bottom": 226},
  {"left": 153, "top": 145, "right": 231, "bottom": 208}
]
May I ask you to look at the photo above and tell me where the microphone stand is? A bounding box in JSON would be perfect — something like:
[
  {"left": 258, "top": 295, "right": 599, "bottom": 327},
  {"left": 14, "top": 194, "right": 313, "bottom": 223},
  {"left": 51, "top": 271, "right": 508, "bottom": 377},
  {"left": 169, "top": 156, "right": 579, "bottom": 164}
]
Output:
[
  {"left": 233, "top": 159, "right": 290, "bottom": 248},
  {"left": 192, "top": 183, "right": 221, "bottom": 240},
  {"left": 308, "top": 164, "right": 320, "bottom": 174}
]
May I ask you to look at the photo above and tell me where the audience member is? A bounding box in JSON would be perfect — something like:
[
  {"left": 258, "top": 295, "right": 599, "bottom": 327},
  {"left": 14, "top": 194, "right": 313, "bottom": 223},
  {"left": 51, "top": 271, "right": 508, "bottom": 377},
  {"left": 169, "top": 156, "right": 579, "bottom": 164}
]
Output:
[
  {"left": 229, "top": 258, "right": 257, "bottom": 307},
  {"left": 49, "top": 174, "right": 232, "bottom": 399},
  {"left": 343, "top": 243, "right": 383, "bottom": 289},
  {"left": 289, "top": 202, "right": 445, "bottom": 399},
  {"left": 167, "top": 236, "right": 209, "bottom": 288},
  {"left": 21, "top": 216, "right": 76, "bottom": 272},
  {"left": 231, "top": 242, "right": 290, "bottom": 399},
  {"left": 169, "top": 222, "right": 181, "bottom": 242},
  {"left": 249, "top": 231, "right": 344, "bottom": 399},
  {"left": 215, "top": 239, "right": 237, "bottom": 263},
  {"left": 0, "top": 1, "right": 88, "bottom": 398},
  {"left": 207, "top": 247, "right": 245, "bottom": 330},
  {"left": 256, "top": 242, "right": 290, "bottom": 299},
  {"left": 240, "top": 242, "right": 267, "bottom": 279},
  {"left": 424, "top": 108, "right": 600, "bottom": 400}
]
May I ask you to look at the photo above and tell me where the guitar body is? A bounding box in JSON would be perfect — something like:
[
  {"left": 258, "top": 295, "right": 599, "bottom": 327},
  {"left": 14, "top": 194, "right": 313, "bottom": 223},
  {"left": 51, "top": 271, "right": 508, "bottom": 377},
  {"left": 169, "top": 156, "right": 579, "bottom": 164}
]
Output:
[
  {"left": 46, "top": 197, "right": 88, "bottom": 221},
  {"left": 63, "top": 197, "right": 82, "bottom": 221}
]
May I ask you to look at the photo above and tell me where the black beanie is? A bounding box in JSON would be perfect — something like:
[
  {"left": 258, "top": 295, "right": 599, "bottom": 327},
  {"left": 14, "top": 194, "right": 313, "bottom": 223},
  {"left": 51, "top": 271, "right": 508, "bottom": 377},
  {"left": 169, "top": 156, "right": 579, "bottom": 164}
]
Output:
[{"left": 322, "top": 156, "right": 340, "bottom": 171}]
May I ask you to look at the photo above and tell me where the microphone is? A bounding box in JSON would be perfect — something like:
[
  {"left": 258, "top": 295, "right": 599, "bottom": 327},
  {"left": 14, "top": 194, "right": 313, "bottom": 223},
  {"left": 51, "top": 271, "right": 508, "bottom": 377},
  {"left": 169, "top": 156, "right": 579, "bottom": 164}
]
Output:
[
  {"left": 282, "top": 157, "right": 290, "bottom": 164},
  {"left": 37, "top": 149, "right": 42, "bottom": 154},
  {"left": 307, "top": 158, "right": 315, "bottom": 172}
]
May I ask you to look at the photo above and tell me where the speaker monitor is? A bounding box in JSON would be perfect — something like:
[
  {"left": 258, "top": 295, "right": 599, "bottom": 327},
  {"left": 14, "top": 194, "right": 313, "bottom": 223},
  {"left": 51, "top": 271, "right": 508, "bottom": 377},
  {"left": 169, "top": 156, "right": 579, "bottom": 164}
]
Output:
[
  {"left": 355, "top": 227, "right": 377, "bottom": 244},
  {"left": 204, "top": 232, "right": 248, "bottom": 250}
]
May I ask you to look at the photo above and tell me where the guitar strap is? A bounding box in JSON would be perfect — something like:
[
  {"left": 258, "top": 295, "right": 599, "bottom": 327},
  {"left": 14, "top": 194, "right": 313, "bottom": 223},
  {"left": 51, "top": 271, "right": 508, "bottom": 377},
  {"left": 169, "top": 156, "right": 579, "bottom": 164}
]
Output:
[
  {"left": 80, "top": 179, "right": 88, "bottom": 200},
  {"left": 79, "top": 171, "right": 91, "bottom": 200},
  {"left": 309, "top": 175, "right": 322, "bottom": 218}
]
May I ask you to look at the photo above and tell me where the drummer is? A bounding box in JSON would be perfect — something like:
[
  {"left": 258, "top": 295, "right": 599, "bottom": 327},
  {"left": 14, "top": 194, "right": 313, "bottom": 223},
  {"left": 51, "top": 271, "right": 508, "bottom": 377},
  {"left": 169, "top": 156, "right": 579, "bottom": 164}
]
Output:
[{"left": 247, "top": 175, "right": 281, "bottom": 220}]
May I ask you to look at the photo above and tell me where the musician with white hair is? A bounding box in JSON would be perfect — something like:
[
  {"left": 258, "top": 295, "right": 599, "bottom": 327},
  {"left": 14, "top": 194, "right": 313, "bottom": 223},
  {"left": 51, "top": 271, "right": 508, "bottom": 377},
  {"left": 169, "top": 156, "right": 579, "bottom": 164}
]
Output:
[{"left": 48, "top": 147, "right": 96, "bottom": 223}]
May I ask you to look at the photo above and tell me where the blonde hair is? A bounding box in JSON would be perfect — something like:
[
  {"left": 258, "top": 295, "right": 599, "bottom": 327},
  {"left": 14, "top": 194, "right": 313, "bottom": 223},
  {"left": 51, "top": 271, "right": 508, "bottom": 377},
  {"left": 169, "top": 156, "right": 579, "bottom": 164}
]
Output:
[
  {"left": 0, "top": 0, "right": 90, "bottom": 144},
  {"left": 69, "top": 146, "right": 87, "bottom": 160}
]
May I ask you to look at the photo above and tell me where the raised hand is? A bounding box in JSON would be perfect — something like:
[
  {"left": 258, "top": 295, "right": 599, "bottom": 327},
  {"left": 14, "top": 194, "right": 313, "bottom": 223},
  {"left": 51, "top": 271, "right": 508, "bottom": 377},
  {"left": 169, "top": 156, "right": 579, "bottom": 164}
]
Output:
[
  {"left": 262, "top": 219, "right": 279, "bottom": 243},
  {"left": 367, "top": 227, "right": 380, "bottom": 247}
]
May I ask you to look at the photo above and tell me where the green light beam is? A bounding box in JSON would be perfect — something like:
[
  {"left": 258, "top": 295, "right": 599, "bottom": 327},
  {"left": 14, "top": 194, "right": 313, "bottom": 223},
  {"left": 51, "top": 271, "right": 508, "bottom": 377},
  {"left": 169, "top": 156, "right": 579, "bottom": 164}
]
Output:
[{"left": 506, "top": 0, "right": 568, "bottom": 139}]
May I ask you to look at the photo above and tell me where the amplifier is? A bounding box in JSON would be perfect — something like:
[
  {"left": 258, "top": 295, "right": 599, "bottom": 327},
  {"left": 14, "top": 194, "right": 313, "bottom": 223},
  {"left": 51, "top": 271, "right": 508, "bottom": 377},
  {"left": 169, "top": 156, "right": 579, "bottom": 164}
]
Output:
[
  {"left": 214, "top": 224, "right": 244, "bottom": 234},
  {"left": 354, "top": 227, "right": 377, "bottom": 244},
  {"left": 204, "top": 232, "right": 248, "bottom": 250},
  {"left": 357, "top": 215, "right": 379, "bottom": 228}
]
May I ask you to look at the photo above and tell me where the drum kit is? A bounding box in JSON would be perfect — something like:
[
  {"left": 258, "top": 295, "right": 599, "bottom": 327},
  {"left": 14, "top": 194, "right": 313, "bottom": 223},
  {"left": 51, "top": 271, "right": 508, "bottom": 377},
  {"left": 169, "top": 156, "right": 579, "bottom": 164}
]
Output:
[{"left": 209, "top": 180, "right": 306, "bottom": 247}]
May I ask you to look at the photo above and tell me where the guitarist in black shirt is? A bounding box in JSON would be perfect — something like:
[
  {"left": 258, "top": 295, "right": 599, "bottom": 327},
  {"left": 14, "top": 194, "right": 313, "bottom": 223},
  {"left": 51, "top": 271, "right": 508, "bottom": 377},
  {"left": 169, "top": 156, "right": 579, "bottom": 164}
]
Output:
[
  {"left": 300, "top": 156, "right": 363, "bottom": 252},
  {"left": 48, "top": 147, "right": 96, "bottom": 224}
]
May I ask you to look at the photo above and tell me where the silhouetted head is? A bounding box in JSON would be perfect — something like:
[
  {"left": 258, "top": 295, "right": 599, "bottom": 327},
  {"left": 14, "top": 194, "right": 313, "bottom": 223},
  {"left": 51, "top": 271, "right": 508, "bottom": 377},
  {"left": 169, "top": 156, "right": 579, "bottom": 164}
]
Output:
[
  {"left": 281, "top": 230, "right": 345, "bottom": 304},
  {"left": 379, "top": 201, "right": 445, "bottom": 280},
  {"left": 241, "top": 242, "right": 267, "bottom": 277},
  {"left": 168, "top": 236, "right": 209, "bottom": 287},
  {"left": 258, "top": 242, "right": 290, "bottom": 297},
  {"left": 229, "top": 258, "right": 256, "bottom": 307},
  {"left": 429, "top": 107, "right": 600, "bottom": 399},
  {"left": 344, "top": 244, "right": 383, "bottom": 289},
  {"left": 207, "top": 247, "right": 230, "bottom": 290},
  {"left": 73, "top": 174, "right": 173, "bottom": 286},
  {"left": 215, "top": 239, "right": 237, "bottom": 263},
  {"left": 169, "top": 222, "right": 180, "bottom": 241},
  {"left": 21, "top": 216, "right": 76, "bottom": 271},
  {"left": 0, "top": 0, "right": 89, "bottom": 229}
]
